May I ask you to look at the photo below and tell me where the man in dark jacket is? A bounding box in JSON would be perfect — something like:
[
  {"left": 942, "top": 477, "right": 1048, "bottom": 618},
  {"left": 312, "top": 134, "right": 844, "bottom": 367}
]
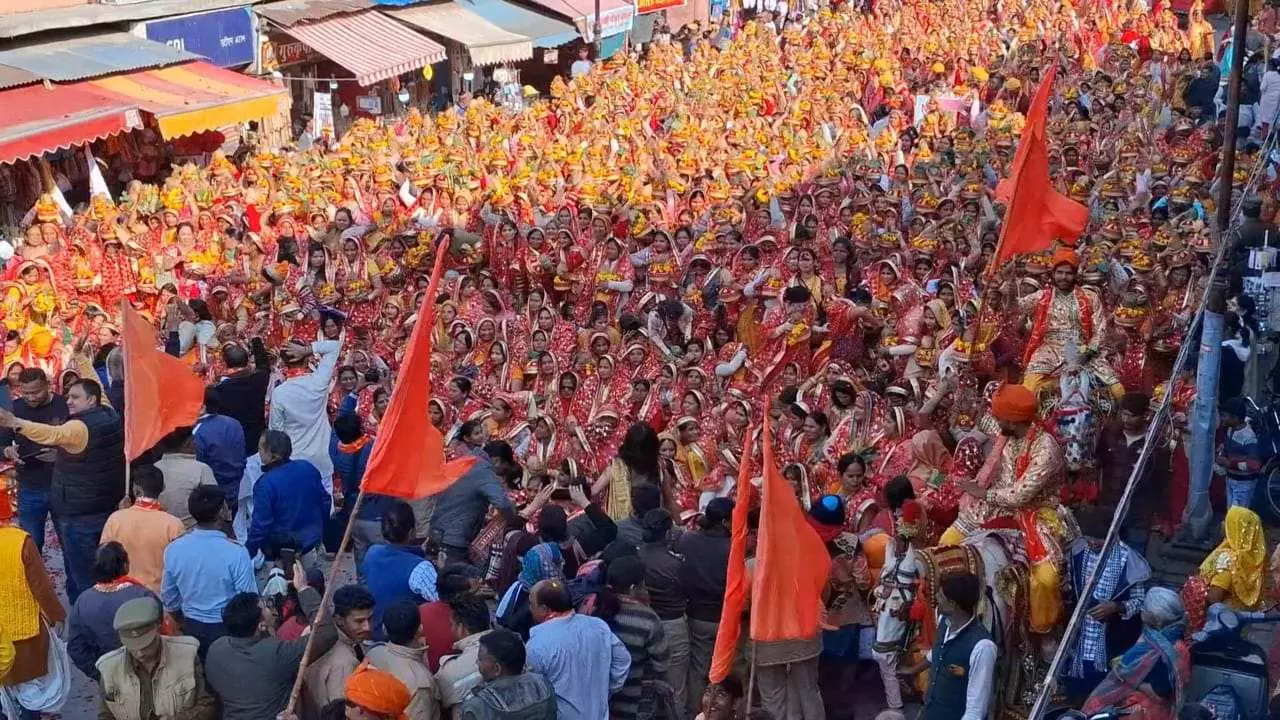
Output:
[
  {"left": 675, "top": 497, "right": 732, "bottom": 714},
  {"left": 1231, "top": 196, "right": 1278, "bottom": 291},
  {"left": 105, "top": 346, "right": 126, "bottom": 416},
  {"left": 1087, "top": 393, "right": 1168, "bottom": 554},
  {"left": 329, "top": 411, "right": 388, "bottom": 562},
  {"left": 0, "top": 377, "right": 125, "bottom": 602},
  {"left": 459, "top": 628, "right": 557, "bottom": 720},
  {"left": 245, "top": 430, "right": 331, "bottom": 569},
  {"left": 1182, "top": 61, "right": 1220, "bottom": 122},
  {"left": 206, "top": 572, "right": 339, "bottom": 720},
  {"left": 207, "top": 337, "right": 272, "bottom": 456},
  {"left": 0, "top": 367, "right": 69, "bottom": 552}
]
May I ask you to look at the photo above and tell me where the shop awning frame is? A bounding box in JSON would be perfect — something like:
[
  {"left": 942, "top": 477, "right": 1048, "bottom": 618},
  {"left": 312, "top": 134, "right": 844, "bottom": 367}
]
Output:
[
  {"left": 517, "top": 0, "right": 634, "bottom": 40},
  {"left": 386, "top": 3, "right": 534, "bottom": 66},
  {"left": 459, "top": 0, "right": 578, "bottom": 48},
  {"left": 0, "top": 82, "right": 144, "bottom": 166},
  {"left": 88, "top": 61, "right": 291, "bottom": 139},
  {"left": 273, "top": 9, "right": 447, "bottom": 86},
  {"left": 0, "top": 32, "right": 197, "bottom": 83}
]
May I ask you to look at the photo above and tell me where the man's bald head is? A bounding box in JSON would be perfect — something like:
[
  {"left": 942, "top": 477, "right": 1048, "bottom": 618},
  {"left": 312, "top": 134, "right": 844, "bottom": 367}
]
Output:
[{"left": 529, "top": 579, "right": 572, "bottom": 623}]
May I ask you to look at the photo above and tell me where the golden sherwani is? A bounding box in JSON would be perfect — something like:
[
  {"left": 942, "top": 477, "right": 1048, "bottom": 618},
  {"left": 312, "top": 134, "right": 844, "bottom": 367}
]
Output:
[
  {"left": 1018, "top": 286, "right": 1120, "bottom": 388},
  {"left": 943, "top": 428, "right": 1077, "bottom": 633}
]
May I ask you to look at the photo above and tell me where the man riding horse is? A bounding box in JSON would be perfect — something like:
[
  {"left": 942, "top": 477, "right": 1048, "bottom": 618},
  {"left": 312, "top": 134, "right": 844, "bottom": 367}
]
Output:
[{"left": 944, "top": 383, "right": 1080, "bottom": 635}]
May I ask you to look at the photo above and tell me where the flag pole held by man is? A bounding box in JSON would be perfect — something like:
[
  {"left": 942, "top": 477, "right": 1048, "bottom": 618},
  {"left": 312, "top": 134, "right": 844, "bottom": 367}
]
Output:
[
  {"left": 990, "top": 66, "right": 1089, "bottom": 270},
  {"left": 283, "top": 238, "right": 475, "bottom": 717}
]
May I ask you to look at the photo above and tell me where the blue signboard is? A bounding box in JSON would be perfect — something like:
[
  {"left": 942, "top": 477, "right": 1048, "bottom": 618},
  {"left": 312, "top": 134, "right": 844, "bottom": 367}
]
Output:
[{"left": 144, "top": 7, "right": 254, "bottom": 68}]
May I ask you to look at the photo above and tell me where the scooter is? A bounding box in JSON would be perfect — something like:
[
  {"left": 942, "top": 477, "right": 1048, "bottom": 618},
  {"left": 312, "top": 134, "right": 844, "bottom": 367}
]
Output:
[
  {"left": 1187, "top": 604, "right": 1280, "bottom": 720},
  {"left": 1044, "top": 604, "right": 1279, "bottom": 720}
]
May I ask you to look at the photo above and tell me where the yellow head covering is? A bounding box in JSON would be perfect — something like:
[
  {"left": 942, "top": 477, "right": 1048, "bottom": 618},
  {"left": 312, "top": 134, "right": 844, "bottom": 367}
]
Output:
[{"left": 1199, "top": 506, "right": 1267, "bottom": 608}]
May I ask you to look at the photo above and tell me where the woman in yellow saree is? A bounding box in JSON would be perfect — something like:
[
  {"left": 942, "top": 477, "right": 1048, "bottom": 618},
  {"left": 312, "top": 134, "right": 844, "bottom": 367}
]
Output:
[{"left": 1181, "top": 506, "right": 1266, "bottom": 631}]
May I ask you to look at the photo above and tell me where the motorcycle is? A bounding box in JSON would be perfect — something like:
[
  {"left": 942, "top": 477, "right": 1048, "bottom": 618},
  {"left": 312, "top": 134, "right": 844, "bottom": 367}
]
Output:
[{"left": 1245, "top": 396, "right": 1280, "bottom": 524}]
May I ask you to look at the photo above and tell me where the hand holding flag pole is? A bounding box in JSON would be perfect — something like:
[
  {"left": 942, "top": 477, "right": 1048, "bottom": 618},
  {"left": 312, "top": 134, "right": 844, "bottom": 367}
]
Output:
[{"left": 284, "top": 241, "right": 473, "bottom": 717}]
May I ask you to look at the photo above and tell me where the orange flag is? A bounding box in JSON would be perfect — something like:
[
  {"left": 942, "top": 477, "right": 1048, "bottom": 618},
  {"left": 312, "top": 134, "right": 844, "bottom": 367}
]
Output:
[
  {"left": 120, "top": 301, "right": 205, "bottom": 461},
  {"left": 750, "top": 418, "right": 831, "bottom": 642},
  {"left": 991, "top": 66, "right": 1089, "bottom": 271},
  {"left": 361, "top": 246, "right": 474, "bottom": 500},
  {"left": 709, "top": 428, "right": 756, "bottom": 684}
]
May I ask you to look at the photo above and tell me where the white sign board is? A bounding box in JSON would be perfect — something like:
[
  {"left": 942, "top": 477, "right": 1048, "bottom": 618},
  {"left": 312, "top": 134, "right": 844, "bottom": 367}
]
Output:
[{"left": 313, "top": 91, "right": 335, "bottom": 134}]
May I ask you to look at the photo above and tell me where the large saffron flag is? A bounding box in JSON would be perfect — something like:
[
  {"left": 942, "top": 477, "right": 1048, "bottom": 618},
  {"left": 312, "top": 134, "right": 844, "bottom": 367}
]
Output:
[
  {"left": 750, "top": 418, "right": 831, "bottom": 642},
  {"left": 120, "top": 300, "right": 204, "bottom": 461},
  {"left": 991, "top": 66, "right": 1089, "bottom": 270},
  {"left": 362, "top": 246, "right": 475, "bottom": 500},
  {"left": 709, "top": 428, "right": 756, "bottom": 683}
]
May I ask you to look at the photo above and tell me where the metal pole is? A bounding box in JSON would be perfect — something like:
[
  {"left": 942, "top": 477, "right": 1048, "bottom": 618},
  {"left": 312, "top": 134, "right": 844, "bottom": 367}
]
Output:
[
  {"left": 1027, "top": 212, "right": 1245, "bottom": 720},
  {"left": 593, "top": 0, "right": 602, "bottom": 56},
  {"left": 1187, "top": 281, "right": 1228, "bottom": 539},
  {"left": 1217, "top": 0, "right": 1250, "bottom": 231}
]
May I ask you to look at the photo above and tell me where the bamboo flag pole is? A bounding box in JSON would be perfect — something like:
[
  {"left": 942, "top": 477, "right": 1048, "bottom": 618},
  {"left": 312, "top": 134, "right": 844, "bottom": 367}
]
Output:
[{"left": 283, "top": 489, "right": 366, "bottom": 717}]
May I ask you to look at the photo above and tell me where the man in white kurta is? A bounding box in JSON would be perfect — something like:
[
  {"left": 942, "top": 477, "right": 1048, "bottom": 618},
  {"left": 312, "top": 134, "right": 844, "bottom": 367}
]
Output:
[{"left": 268, "top": 339, "right": 340, "bottom": 496}]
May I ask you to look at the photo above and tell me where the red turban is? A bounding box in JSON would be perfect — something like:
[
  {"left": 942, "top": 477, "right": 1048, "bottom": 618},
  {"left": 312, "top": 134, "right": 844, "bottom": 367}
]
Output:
[
  {"left": 990, "top": 383, "right": 1038, "bottom": 423},
  {"left": 1051, "top": 247, "right": 1080, "bottom": 269},
  {"left": 346, "top": 663, "right": 411, "bottom": 719}
]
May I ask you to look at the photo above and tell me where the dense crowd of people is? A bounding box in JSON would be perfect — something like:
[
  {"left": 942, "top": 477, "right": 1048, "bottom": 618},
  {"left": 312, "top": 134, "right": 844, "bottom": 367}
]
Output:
[{"left": 0, "top": 0, "right": 1278, "bottom": 717}]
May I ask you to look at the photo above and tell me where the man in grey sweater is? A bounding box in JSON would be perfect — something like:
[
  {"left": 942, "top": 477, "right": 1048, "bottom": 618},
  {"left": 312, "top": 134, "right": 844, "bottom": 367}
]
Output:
[
  {"left": 426, "top": 421, "right": 515, "bottom": 563},
  {"left": 459, "top": 629, "right": 557, "bottom": 720},
  {"left": 204, "top": 563, "right": 338, "bottom": 719}
]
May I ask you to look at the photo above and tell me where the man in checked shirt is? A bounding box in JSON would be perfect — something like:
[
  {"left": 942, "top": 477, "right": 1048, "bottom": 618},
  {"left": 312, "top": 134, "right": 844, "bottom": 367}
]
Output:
[{"left": 1060, "top": 512, "right": 1151, "bottom": 705}]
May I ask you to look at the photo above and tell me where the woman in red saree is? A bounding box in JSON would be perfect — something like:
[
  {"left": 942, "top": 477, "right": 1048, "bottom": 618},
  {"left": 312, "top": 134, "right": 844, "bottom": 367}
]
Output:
[
  {"left": 1082, "top": 587, "right": 1190, "bottom": 720},
  {"left": 336, "top": 235, "right": 383, "bottom": 328},
  {"left": 904, "top": 429, "right": 952, "bottom": 495},
  {"left": 828, "top": 390, "right": 889, "bottom": 460},
  {"left": 833, "top": 452, "right": 892, "bottom": 534}
]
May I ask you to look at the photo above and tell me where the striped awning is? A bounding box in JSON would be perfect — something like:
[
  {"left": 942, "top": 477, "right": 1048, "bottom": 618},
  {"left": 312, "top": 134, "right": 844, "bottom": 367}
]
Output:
[
  {"left": 281, "top": 9, "right": 446, "bottom": 86},
  {"left": 87, "top": 61, "right": 290, "bottom": 139},
  {"left": 386, "top": 3, "right": 533, "bottom": 66},
  {"left": 0, "top": 82, "right": 143, "bottom": 165}
]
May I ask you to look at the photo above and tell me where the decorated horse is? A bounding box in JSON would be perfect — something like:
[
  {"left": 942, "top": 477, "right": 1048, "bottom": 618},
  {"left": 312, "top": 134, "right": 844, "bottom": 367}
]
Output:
[{"left": 914, "top": 529, "right": 1042, "bottom": 720}]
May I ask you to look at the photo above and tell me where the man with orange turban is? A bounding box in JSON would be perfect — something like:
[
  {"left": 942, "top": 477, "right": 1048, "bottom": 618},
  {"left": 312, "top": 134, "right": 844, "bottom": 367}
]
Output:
[
  {"left": 345, "top": 663, "right": 412, "bottom": 720},
  {"left": 1016, "top": 248, "right": 1124, "bottom": 402},
  {"left": 943, "top": 384, "right": 1078, "bottom": 634}
]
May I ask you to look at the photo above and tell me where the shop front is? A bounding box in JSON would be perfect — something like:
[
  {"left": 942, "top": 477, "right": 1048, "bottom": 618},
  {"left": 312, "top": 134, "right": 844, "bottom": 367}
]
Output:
[
  {"left": 519, "top": 0, "right": 635, "bottom": 56},
  {"left": 0, "top": 32, "right": 290, "bottom": 231},
  {"left": 256, "top": 1, "right": 446, "bottom": 134},
  {"left": 385, "top": 2, "right": 536, "bottom": 102}
]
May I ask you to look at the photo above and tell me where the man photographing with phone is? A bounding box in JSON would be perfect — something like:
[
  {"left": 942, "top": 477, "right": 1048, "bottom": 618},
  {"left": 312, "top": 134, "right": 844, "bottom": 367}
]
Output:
[{"left": 0, "top": 367, "right": 69, "bottom": 554}]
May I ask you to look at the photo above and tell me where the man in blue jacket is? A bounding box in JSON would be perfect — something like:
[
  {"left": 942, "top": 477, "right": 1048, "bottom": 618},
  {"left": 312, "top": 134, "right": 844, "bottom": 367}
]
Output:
[
  {"left": 329, "top": 412, "right": 390, "bottom": 564},
  {"left": 246, "top": 429, "right": 331, "bottom": 570},
  {"left": 359, "top": 500, "right": 437, "bottom": 640},
  {"left": 195, "top": 388, "right": 247, "bottom": 514}
]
